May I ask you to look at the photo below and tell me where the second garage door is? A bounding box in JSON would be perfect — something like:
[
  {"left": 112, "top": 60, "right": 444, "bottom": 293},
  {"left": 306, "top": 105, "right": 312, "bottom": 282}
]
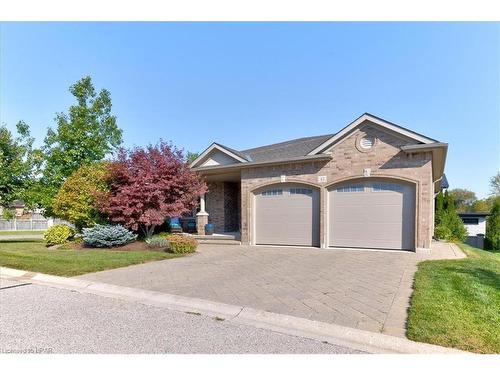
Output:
[
  {"left": 328, "top": 180, "right": 415, "bottom": 250},
  {"left": 254, "top": 185, "right": 320, "bottom": 247}
]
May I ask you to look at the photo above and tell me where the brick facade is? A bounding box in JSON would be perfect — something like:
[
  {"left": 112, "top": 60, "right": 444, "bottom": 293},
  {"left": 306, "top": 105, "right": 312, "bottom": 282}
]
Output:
[
  {"left": 203, "top": 121, "right": 435, "bottom": 251},
  {"left": 206, "top": 182, "right": 225, "bottom": 232},
  {"left": 206, "top": 181, "right": 241, "bottom": 233},
  {"left": 239, "top": 123, "right": 434, "bottom": 250}
]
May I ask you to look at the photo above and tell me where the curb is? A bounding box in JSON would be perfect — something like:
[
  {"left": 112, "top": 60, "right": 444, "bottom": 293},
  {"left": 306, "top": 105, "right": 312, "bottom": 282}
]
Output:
[{"left": 0, "top": 266, "right": 465, "bottom": 354}]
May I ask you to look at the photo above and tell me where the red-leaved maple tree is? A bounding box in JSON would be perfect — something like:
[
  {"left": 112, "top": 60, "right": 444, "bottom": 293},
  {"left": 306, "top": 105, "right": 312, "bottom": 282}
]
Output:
[{"left": 100, "top": 141, "right": 207, "bottom": 237}]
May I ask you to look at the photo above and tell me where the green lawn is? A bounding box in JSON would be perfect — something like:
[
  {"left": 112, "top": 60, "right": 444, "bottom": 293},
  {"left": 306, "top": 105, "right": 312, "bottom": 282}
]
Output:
[
  {"left": 407, "top": 243, "right": 500, "bottom": 353},
  {"left": 0, "top": 239, "right": 183, "bottom": 276},
  {"left": 0, "top": 230, "right": 44, "bottom": 236}
]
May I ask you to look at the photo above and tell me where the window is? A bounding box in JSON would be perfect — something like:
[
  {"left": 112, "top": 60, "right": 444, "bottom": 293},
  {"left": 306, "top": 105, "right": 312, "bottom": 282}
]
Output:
[
  {"left": 261, "top": 189, "right": 283, "bottom": 196},
  {"left": 336, "top": 184, "right": 364, "bottom": 193},
  {"left": 372, "top": 183, "right": 403, "bottom": 192},
  {"left": 461, "top": 218, "right": 479, "bottom": 225},
  {"left": 290, "top": 188, "right": 313, "bottom": 195},
  {"left": 360, "top": 136, "right": 375, "bottom": 149}
]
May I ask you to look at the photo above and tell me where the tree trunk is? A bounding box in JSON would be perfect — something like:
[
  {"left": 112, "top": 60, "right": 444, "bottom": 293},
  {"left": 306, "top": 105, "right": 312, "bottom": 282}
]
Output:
[{"left": 145, "top": 224, "right": 156, "bottom": 239}]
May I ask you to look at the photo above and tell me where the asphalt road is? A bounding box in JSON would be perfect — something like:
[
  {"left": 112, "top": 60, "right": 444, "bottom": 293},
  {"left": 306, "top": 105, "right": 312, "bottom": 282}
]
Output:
[{"left": 0, "top": 278, "right": 363, "bottom": 354}]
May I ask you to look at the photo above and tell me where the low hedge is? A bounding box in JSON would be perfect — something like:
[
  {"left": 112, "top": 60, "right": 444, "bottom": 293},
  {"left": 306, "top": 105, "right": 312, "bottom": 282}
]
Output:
[
  {"left": 162, "top": 234, "right": 198, "bottom": 254},
  {"left": 44, "top": 224, "right": 75, "bottom": 246}
]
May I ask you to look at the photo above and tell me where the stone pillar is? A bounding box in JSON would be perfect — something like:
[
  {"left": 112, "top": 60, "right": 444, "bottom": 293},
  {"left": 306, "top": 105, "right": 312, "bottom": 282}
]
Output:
[{"left": 196, "top": 194, "right": 209, "bottom": 235}]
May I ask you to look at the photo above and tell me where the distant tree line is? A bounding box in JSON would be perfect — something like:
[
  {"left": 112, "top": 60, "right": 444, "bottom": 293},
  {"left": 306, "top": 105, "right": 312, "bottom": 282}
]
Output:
[{"left": 442, "top": 174, "right": 500, "bottom": 250}]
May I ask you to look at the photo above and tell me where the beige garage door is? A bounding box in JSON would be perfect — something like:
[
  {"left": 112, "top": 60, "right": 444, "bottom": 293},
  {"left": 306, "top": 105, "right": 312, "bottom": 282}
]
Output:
[
  {"left": 254, "top": 185, "right": 320, "bottom": 247},
  {"left": 329, "top": 180, "right": 415, "bottom": 250}
]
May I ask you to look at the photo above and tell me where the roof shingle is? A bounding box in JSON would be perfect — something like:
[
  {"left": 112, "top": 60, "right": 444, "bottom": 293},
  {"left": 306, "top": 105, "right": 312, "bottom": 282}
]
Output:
[{"left": 238, "top": 134, "right": 333, "bottom": 163}]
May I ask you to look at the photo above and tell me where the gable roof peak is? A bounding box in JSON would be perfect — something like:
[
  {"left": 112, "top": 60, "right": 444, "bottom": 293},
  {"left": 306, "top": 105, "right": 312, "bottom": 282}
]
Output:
[{"left": 307, "top": 113, "right": 438, "bottom": 155}]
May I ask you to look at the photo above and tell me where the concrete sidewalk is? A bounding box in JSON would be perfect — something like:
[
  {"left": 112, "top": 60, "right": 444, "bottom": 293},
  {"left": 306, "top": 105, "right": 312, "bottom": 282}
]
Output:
[{"left": 0, "top": 266, "right": 465, "bottom": 354}]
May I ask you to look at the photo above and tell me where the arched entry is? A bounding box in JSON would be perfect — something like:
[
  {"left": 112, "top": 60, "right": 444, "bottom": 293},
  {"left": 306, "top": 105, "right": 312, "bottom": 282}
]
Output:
[
  {"left": 253, "top": 183, "right": 320, "bottom": 247},
  {"left": 328, "top": 178, "right": 416, "bottom": 250}
]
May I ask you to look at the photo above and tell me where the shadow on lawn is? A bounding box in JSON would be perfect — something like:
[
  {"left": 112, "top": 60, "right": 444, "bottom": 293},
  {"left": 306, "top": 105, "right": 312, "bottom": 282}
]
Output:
[{"left": 444, "top": 265, "right": 500, "bottom": 290}]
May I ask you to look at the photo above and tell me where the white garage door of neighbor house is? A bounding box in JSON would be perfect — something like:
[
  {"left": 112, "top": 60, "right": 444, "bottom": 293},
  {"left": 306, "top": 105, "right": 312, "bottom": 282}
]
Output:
[
  {"left": 329, "top": 180, "right": 415, "bottom": 250},
  {"left": 254, "top": 185, "right": 320, "bottom": 247}
]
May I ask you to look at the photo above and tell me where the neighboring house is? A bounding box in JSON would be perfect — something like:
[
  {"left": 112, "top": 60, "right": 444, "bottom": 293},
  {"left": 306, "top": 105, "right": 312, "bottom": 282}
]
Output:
[
  {"left": 458, "top": 212, "right": 489, "bottom": 249},
  {"left": 9, "top": 200, "right": 26, "bottom": 217},
  {"left": 190, "top": 113, "right": 448, "bottom": 252},
  {"left": 1, "top": 201, "right": 46, "bottom": 221}
]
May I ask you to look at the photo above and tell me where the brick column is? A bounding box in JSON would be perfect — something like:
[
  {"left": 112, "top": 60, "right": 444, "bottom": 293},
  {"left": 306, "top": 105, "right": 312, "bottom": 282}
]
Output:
[
  {"left": 196, "top": 193, "right": 209, "bottom": 235},
  {"left": 196, "top": 213, "right": 209, "bottom": 235}
]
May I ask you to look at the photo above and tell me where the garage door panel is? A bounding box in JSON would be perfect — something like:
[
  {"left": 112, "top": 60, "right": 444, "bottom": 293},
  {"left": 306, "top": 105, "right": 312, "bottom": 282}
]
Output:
[
  {"left": 329, "top": 180, "right": 415, "bottom": 250},
  {"left": 255, "top": 185, "right": 320, "bottom": 247}
]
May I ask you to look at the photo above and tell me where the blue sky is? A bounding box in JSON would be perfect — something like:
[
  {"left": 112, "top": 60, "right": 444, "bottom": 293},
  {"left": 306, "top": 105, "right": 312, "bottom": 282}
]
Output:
[{"left": 1, "top": 22, "right": 498, "bottom": 198}]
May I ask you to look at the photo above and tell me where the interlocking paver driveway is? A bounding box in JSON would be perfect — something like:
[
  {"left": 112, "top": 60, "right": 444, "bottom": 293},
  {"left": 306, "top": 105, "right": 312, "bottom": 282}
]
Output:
[{"left": 78, "top": 243, "right": 463, "bottom": 336}]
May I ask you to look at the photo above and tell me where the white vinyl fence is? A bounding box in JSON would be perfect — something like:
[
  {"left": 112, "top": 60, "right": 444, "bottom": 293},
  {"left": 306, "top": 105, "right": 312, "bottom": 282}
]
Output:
[{"left": 0, "top": 218, "right": 72, "bottom": 231}]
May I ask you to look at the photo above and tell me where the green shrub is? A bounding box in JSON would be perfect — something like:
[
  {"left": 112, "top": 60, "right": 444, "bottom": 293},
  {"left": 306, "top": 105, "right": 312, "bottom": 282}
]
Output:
[
  {"left": 434, "top": 190, "right": 467, "bottom": 242},
  {"left": 443, "top": 211, "right": 467, "bottom": 241},
  {"left": 434, "top": 224, "right": 452, "bottom": 241},
  {"left": 44, "top": 224, "right": 75, "bottom": 246},
  {"left": 82, "top": 224, "right": 137, "bottom": 248},
  {"left": 145, "top": 235, "right": 170, "bottom": 250},
  {"left": 2, "top": 209, "right": 14, "bottom": 220},
  {"left": 52, "top": 162, "right": 110, "bottom": 230},
  {"left": 485, "top": 197, "right": 500, "bottom": 250},
  {"left": 165, "top": 234, "right": 197, "bottom": 254}
]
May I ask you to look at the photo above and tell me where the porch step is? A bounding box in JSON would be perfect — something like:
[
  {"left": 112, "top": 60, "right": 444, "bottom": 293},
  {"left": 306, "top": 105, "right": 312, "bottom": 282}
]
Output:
[
  {"left": 191, "top": 233, "right": 239, "bottom": 240},
  {"left": 197, "top": 239, "right": 241, "bottom": 245}
]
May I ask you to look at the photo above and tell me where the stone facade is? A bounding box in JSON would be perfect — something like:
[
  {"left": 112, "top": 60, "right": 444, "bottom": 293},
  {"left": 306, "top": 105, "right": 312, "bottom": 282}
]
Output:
[{"left": 201, "top": 121, "right": 435, "bottom": 251}]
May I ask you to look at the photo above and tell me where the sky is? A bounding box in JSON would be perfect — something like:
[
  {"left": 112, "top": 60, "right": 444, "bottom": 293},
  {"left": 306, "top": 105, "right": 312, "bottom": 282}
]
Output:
[{"left": 0, "top": 22, "right": 498, "bottom": 198}]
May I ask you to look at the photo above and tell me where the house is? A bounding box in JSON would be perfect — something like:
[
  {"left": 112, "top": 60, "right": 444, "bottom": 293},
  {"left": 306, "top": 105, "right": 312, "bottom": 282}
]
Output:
[
  {"left": 190, "top": 113, "right": 448, "bottom": 252},
  {"left": 9, "top": 200, "right": 26, "bottom": 217},
  {"left": 458, "top": 212, "right": 489, "bottom": 249}
]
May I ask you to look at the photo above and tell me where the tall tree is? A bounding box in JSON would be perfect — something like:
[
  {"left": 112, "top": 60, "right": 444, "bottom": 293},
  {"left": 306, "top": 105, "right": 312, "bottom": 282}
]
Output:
[
  {"left": 186, "top": 151, "right": 200, "bottom": 163},
  {"left": 40, "top": 76, "right": 123, "bottom": 213},
  {"left": 472, "top": 197, "right": 495, "bottom": 213},
  {"left": 0, "top": 121, "right": 42, "bottom": 207},
  {"left": 448, "top": 188, "right": 477, "bottom": 212},
  {"left": 490, "top": 172, "right": 500, "bottom": 196},
  {"left": 485, "top": 197, "right": 500, "bottom": 250},
  {"left": 99, "top": 141, "right": 207, "bottom": 238}
]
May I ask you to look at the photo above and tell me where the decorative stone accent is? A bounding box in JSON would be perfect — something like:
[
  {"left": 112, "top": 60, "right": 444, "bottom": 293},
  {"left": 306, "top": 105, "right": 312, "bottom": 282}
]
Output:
[{"left": 196, "top": 212, "right": 209, "bottom": 235}]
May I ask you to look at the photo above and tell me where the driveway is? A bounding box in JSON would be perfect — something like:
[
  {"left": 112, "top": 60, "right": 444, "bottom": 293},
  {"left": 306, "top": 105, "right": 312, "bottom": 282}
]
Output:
[
  {"left": 78, "top": 242, "right": 463, "bottom": 336},
  {"left": 0, "top": 278, "right": 359, "bottom": 354}
]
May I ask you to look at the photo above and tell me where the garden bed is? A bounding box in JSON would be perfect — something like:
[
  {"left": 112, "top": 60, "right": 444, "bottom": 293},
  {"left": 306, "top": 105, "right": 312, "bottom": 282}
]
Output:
[
  {"left": 62, "top": 240, "right": 157, "bottom": 252},
  {"left": 0, "top": 239, "right": 183, "bottom": 276}
]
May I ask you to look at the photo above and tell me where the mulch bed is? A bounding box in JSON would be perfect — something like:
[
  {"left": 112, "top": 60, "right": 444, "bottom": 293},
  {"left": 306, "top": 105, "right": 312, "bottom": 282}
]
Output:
[{"left": 65, "top": 240, "right": 165, "bottom": 252}]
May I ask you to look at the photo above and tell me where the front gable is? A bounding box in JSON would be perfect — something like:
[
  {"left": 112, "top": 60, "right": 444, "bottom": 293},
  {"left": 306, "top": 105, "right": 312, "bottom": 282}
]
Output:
[
  {"left": 198, "top": 149, "right": 242, "bottom": 167},
  {"left": 322, "top": 120, "right": 422, "bottom": 155},
  {"left": 190, "top": 143, "right": 248, "bottom": 168},
  {"left": 308, "top": 113, "right": 436, "bottom": 156}
]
